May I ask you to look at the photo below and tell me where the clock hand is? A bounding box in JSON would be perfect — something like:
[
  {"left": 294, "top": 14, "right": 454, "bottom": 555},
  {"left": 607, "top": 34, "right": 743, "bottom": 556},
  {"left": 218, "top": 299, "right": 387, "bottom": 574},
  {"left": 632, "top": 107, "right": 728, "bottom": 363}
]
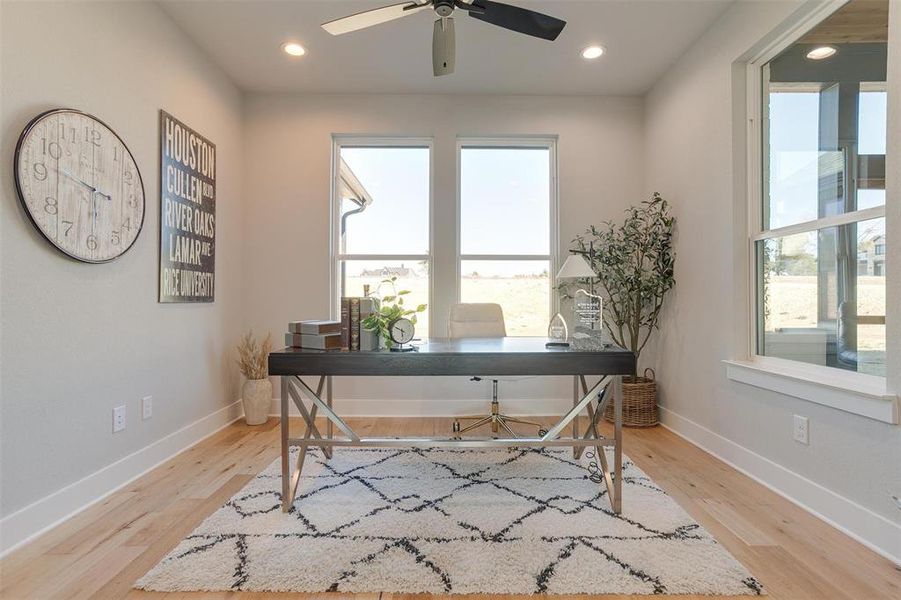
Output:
[
  {"left": 59, "top": 169, "right": 97, "bottom": 193},
  {"left": 59, "top": 169, "right": 112, "bottom": 201}
]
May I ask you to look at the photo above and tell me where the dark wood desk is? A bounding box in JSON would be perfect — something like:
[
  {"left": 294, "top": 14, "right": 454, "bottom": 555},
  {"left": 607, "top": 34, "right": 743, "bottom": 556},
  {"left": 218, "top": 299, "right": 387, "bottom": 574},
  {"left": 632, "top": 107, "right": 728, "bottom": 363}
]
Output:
[{"left": 269, "top": 337, "right": 635, "bottom": 513}]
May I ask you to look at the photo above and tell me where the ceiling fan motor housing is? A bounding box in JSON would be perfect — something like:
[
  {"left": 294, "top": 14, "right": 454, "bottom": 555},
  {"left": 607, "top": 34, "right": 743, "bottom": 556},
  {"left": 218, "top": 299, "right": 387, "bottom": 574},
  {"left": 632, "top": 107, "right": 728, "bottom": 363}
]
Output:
[{"left": 434, "top": 0, "right": 455, "bottom": 17}]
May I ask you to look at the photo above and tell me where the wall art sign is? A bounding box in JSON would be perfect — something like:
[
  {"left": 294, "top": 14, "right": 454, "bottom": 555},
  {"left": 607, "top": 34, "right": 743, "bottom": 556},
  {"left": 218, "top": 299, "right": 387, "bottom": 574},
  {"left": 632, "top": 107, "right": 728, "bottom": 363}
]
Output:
[{"left": 158, "top": 110, "right": 216, "bottom": 302}]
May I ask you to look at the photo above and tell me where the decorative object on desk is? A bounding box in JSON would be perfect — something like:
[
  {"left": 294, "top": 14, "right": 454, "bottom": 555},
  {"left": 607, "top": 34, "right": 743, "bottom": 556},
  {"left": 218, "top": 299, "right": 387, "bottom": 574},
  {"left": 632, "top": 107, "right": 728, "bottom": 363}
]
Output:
[
  {"left": 159, "top": 111, "right": 216, "bottom": 303},
  {"left": 388, "top": 317, "right": 416, "bottom": 351},
  {"left": 360, "top": 275, "right": 426, "bottom": 349},
  {"left": 570, "top": 325, "right": 614, "bottom": 351},
  {"left": 285, "top": 332, "right": 342, "bottom": 350},
  {"left": 236, "top": 331, "right": 272, "bottom": 425},
  {"left": 574, "top": 287, "right": 603, "bottom": 328},
  {"left": 545, "top": 312, "right": 569, "bottom": 347},
  {"left": 552, "top": 249, "right": 602, "bottom": 347},
  {"left": 569, "top": 193, "right": 674, "bottom": 426},
  {"left": 288, "top": 320, "right": 341, "bottom": 335},
  {"left": 339, "top": 296, "right": 379, "bottom": 351},
  {"left": 350, "top": 297, "right": 361, "bottom": 350},
  {"left": 137, "top": 447, "right": 764, "bottom": 596},
  {"left": 359, "top": 295, "right": 379, "bottom": 351},
  {"left": 557, "top": 248, "right": 603, "bottom": 330},
  {"left": 14, "top": 108, "right": 145, "bottom": 263}
]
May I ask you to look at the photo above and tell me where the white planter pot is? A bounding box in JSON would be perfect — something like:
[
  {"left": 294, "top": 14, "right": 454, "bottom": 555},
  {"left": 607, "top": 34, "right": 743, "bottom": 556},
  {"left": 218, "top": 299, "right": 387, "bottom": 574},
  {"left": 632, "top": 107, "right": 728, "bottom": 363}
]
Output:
[{"left": 242, "top": 378, "right": 272, "bottom": 425}]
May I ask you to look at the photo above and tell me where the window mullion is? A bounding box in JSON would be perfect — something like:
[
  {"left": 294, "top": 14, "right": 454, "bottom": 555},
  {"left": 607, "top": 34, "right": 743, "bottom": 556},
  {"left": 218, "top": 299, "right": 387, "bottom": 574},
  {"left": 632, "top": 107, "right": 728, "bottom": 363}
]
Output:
[
  {"left": 337, "top": 254, "right": 431, "bottom": 261},
  {"left": 460, "top": 254, "right": 551, "bottom": 261},
  {"left": 753, "top": 205, "right": 887, "bottom": 242}
]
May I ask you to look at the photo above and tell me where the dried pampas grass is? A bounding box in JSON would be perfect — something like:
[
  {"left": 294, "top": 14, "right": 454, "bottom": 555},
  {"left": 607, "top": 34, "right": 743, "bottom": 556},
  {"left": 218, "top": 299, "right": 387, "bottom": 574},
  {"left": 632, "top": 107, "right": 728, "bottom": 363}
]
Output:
[{"left": 237, "top": 331, "right": 272, "bottom": 380}]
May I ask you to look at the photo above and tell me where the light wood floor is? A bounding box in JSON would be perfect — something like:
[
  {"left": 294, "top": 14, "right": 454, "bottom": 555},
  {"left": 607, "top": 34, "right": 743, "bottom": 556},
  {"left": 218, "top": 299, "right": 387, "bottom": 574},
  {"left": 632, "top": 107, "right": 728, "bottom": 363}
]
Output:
[{"left": 1, "top": 416, "right": 899, "bottom": 600}]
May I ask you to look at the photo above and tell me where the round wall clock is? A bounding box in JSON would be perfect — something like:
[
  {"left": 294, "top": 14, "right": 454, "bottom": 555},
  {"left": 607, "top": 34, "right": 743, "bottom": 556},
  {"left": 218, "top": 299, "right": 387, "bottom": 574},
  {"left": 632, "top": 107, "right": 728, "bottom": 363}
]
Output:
[{"left": 14, "top": 108, "right": 145, "bottom": 263}]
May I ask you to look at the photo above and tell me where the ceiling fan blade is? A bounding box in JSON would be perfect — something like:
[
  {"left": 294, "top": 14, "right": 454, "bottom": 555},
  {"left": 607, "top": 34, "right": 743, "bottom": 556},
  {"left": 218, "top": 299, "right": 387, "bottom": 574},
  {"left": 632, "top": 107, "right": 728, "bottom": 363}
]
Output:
[
  {"left": 322, "top": 1, "right": 431, "bottom": 36},
  {"left": 433, "top": 17, "right": 455, "bottom": 76},
  {"left": 467, "top": 0, "right": 565, "bottom": 41}
]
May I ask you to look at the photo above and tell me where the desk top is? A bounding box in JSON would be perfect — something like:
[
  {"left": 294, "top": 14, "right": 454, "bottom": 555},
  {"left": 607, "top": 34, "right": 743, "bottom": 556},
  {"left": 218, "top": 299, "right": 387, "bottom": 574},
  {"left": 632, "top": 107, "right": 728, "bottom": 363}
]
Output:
[{"left": 268, "top": 337, "right": 635, "bottom": 377}]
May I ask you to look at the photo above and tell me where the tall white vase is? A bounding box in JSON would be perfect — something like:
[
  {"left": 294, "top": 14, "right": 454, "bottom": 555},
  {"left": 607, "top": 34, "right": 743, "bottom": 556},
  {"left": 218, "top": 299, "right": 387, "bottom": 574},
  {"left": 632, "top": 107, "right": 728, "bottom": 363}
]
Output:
[{"left": 242, "top": 379, "right": 272, "bottom": 425}]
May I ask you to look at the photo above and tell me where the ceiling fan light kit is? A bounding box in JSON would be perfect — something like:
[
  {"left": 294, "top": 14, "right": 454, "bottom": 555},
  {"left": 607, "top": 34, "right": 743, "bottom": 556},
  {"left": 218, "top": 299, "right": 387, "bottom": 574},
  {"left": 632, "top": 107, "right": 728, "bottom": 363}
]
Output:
[{"left": 321, "top": 0, "right": 566, "bottom": 76}]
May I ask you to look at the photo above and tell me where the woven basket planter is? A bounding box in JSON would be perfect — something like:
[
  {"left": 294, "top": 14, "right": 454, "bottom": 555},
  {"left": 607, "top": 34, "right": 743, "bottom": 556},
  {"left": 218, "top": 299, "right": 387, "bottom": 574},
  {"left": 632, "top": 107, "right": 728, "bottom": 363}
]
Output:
[{"left": 604, "top": 368, "right": 658, "bottom": 427}]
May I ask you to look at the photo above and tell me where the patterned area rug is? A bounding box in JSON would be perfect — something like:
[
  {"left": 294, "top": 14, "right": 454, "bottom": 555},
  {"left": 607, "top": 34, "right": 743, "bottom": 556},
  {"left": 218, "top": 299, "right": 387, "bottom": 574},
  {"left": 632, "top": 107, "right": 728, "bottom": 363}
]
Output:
[{"left": 137, "top": 447, "right": 764, "bottom": 595}]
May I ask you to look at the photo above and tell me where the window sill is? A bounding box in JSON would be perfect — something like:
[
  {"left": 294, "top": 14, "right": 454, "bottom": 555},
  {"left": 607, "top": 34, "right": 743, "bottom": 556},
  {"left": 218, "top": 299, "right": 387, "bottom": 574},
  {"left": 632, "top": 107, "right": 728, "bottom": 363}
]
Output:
[{"left": 724, "top": 358, "right": 898, "bottom": 424}]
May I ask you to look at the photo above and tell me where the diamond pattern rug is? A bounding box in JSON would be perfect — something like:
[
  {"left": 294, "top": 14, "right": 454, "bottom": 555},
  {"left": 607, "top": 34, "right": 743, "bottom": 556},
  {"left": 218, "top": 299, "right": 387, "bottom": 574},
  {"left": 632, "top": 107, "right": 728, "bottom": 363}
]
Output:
[{"left": 136, "top": 447, "right": 764, "bottom": 595}]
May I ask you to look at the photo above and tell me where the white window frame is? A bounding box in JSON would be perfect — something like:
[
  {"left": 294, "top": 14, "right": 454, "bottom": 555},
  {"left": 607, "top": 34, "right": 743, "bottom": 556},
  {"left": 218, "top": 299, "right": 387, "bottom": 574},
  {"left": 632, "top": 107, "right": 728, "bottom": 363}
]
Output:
[
  {"left": 728, "top": 0, "right": 898, "bottom": 424},
  {"left": 455, "top": 137, "right": 560, "bottom": 326},
  {"left": 329, "top": 136, "right": 435, "bottom": 331}
]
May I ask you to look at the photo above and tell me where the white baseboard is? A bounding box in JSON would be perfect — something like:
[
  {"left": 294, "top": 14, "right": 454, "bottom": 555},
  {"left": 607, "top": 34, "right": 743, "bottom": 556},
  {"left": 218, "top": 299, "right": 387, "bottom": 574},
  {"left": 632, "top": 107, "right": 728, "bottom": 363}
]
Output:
[
  {"left": 658, "top": 405, "right": 901, "bottom": 566},
  {"left": 269, "top": 397, "right": 571, "bottom": 417},
  {"left": 0, "top": 400, "right": 245, "bottom": 558}
]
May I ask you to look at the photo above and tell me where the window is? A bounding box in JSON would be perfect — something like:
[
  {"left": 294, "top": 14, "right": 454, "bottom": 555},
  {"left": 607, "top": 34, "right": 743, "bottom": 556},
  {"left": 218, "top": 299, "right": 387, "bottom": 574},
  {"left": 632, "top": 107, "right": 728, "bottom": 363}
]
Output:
[
  {"left": 458, "top": 141, "right": 556, "bottom": 335},
  {"left": 332, "top": 140, "right": 431, "bottom": 336},
  {"left": 331, "top": 137, "right": 558, "bottom": 339},
  {"left": 754, "top": 4, "right": 888, "bottom": 377},
  {"left": 758, "top": 218, "right": 886, "bottom": 376}
]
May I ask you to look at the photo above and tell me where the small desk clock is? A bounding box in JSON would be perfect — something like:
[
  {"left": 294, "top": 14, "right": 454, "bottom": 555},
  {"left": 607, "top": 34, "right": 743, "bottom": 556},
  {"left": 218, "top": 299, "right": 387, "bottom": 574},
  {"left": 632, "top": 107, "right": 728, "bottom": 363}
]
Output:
[{"left": 388, "top": 317, "right": 416, "bottom": 352}]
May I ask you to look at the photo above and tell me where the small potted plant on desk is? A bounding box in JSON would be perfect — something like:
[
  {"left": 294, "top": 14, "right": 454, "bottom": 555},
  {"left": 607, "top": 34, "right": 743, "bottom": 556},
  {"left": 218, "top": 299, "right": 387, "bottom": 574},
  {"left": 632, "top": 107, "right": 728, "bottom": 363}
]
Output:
[
  {"left": 236, "top": 331, "right": 273, "bottom": 425},
  {"left": 361, "top": 275, "right": 427, "bottom": 351},
  {"left": 568, "top": 193, "right": 676, "bottom": 427}
]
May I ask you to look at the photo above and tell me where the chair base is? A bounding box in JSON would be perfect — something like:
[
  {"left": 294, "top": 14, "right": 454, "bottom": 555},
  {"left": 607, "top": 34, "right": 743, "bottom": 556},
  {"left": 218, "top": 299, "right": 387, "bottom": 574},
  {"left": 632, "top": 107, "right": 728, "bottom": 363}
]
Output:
[{"left": 452, "top": 401, "right": 546, "bottom": 438}]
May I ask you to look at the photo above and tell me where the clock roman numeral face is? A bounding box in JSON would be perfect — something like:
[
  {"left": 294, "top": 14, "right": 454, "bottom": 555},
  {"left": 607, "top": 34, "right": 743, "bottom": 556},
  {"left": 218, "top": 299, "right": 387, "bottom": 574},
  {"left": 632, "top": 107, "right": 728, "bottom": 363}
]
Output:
[{"left": 15, "top": 110, "right": 145, "bottom": 263}]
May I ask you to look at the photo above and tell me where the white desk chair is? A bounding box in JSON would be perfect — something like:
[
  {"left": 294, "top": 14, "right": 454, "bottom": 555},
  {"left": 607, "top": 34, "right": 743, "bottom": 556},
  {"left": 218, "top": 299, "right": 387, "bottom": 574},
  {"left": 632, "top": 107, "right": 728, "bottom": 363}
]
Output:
[{"left": 448, "top": 303, "right": 544, "bottom": 437}]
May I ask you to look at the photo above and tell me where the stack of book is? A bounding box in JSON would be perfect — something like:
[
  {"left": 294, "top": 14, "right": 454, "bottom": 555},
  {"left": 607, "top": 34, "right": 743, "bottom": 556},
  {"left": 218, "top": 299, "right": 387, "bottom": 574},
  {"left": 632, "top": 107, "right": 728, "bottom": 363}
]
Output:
[
  {"left": 286, "top": 296, "right": 379, "bottom": 351},
  {"left": 285, "top": 320, "right": 342, "bottom": 349}
]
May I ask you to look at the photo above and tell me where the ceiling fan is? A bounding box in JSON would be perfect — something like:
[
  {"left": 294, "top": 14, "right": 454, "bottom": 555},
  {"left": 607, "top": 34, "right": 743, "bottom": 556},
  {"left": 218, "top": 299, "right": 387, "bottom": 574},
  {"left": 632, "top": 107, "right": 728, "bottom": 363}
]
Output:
[{"left": 321, "top": 0, "right": 566, "bottom": 76}]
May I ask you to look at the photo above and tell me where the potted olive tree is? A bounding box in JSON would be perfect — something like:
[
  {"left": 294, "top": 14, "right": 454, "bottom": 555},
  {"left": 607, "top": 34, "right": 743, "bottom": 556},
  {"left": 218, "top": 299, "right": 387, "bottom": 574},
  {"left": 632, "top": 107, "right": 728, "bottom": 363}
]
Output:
[
  {"left": 571, "top": 193, "right": 675, "bottom": 426},
  {"left": 236, "top": 331, "right": 273, "bottom": 425}
]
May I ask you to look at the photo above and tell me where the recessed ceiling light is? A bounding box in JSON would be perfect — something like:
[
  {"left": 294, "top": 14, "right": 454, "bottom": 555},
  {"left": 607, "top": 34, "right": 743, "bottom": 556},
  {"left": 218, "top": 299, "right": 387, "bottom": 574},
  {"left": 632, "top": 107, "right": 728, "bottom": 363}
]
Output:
[
  {"left": 282, "top": 42, "right": 306, "bottom": 57},
  {"left": 806, "top": 46, "right": 837, "bottom": 60},
  {"left": 581, "top": 45, "right": 605, "bottom": 60}
]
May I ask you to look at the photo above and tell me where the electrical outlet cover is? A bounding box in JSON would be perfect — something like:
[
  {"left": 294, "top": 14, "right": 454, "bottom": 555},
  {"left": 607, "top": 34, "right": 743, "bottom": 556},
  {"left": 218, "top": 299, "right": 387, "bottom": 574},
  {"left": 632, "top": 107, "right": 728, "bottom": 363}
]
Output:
[{"left": 113, "top": 405, "right": 126, "bottom": 433}]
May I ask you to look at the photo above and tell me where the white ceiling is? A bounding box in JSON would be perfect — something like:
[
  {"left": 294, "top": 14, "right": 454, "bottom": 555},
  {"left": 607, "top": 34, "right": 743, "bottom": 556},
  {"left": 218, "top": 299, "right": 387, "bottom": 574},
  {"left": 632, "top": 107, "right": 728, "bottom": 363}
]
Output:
[{"left": 159, "top": 0, "right": 733, "bottom": 95}]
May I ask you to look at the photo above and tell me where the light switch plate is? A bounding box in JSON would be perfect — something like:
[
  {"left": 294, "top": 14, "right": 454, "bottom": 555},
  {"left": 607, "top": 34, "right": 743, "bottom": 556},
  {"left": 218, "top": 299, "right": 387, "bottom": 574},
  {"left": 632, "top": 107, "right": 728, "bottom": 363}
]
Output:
[
  {"left": 142, "top": 396, "right": 153, "bottom": 420},
  {"left": 793, "top": 414, "right": 809, "bottom": 445}
]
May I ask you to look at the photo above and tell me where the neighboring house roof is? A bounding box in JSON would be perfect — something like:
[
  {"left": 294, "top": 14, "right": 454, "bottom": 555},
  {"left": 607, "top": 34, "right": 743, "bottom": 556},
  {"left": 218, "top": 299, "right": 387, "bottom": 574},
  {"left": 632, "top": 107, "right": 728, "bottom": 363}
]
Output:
[{"left": 361, "top": 266, "right": 413, "bottom": 277}]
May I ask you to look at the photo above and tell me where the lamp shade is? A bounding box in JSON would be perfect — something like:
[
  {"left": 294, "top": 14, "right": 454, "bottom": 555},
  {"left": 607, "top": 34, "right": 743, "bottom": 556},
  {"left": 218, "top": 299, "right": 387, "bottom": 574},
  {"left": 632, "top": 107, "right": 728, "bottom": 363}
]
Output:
[{"left": 556, "top": 253, "right": 595, "bottom": 279}]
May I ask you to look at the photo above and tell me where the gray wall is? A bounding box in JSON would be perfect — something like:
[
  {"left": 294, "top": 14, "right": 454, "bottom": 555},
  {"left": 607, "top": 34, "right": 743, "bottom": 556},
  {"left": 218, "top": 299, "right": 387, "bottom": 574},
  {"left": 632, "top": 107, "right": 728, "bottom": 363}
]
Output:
[
  {"left": 0, "top": 1, "right": 245, "bottom": 517},
  {"left": 643, "top": 0, "right": 901, "bottom": 531},
  {"left": 241, "top": 93, "right": 646, "bottom": 414}
]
